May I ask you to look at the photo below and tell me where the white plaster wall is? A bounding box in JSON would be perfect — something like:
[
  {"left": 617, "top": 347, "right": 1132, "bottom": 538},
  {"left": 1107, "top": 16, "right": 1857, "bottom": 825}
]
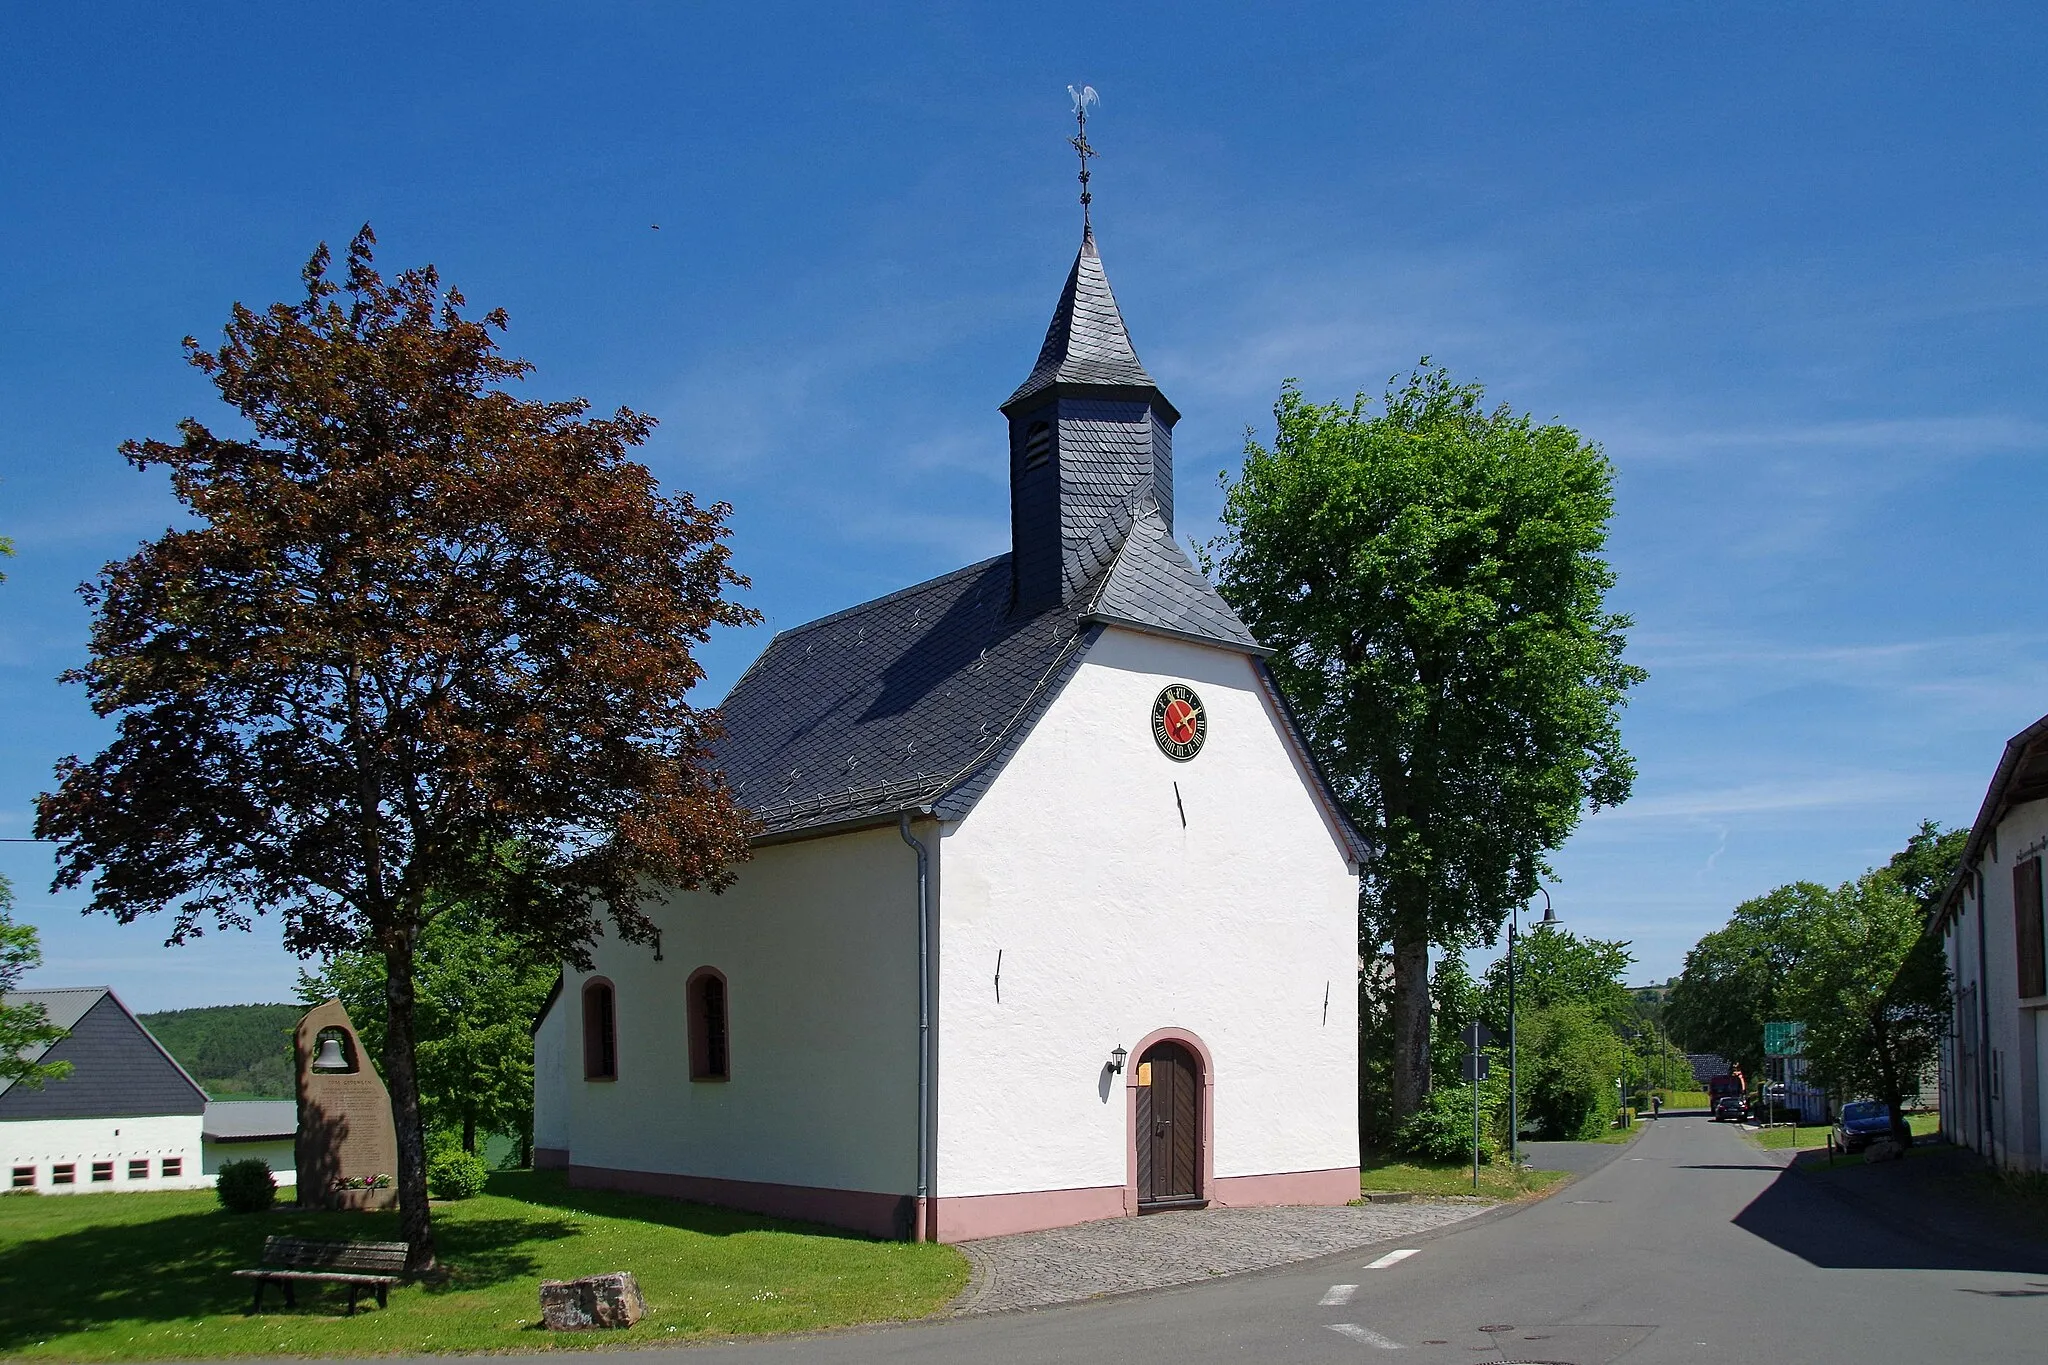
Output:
[
  {"left": 532, "top": 988, "right": 570, "bottom": 1153},
  {"left": 1949, "top": 794, "right": 2048, "bottom": 1172},
  {"left": 2, "top": 1114, "right": 206, "bottom": 1192},
  {"left": 202, "top": 1138, "right": 297, "bottom": 1186},
  {"left": 565, "top": 825, "right": 921, "bottom": 1194},
  {"left": 937, "top": 626, "right": 1360, "bottom": 1197}
]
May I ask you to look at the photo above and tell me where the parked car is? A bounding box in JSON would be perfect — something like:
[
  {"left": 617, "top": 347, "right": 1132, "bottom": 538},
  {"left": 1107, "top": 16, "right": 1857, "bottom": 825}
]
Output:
[
  {"left": 1713, "top": 1095, "right": 1748, "bottom": 1123},
  {"left": 1833, "top": 1100, "right": 1894, "bottom": 1152}
]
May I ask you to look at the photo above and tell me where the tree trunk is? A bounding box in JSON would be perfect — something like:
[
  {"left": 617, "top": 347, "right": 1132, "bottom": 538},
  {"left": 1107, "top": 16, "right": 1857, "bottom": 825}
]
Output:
[
  {"left": 1388, "top": 901, "right": 1432, "bottom": 1123},
  {"left": 463, "top": 1112, "right": 476, "bottom": 1155},
  {"left": 1872, "top": 1016, "right": 1913, "bottom": 1148},
  {"left": 381, "top": 928, "right": 437, "bottom": 1273}
]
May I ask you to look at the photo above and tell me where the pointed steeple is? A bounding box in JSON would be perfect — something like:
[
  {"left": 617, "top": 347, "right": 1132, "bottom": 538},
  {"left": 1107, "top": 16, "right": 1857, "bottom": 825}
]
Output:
[
  {"left": 1003, "top": 226, "right": 1179, "bottom": 615},
  {"left": 1001, "top": 226, "right": 1178, "bottom": 421}
]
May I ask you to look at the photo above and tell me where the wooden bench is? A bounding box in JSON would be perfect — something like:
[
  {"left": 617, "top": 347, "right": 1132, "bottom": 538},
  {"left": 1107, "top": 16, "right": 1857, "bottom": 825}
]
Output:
[{"left": 233, "top": 1236, "right": 406, "bottom": 1314}]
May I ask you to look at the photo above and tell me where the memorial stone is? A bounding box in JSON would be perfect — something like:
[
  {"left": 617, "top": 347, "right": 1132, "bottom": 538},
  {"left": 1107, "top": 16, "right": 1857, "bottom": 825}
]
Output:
[{"left": 294, "top": 999, "right": 400, "bottom": 1210}]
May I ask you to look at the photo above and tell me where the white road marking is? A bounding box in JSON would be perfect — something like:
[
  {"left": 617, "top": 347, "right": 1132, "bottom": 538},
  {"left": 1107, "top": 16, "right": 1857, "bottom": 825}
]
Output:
[
  {"left": 1365, "top": 1248, "right": 1419, "bottom": 1268},
  {"left": 1320, "top": 1284, "right": 1359, "bottom": 1305},
  {"left": 1328, "top": 1323, "right": 1404, "bottom": 1348}
]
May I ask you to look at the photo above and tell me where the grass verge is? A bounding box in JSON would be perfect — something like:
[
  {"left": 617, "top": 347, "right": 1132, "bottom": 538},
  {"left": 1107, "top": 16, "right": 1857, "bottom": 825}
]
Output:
[
  {"left": 1358, "top": 1154, "right": 1568, "bottom": 1201},
  {"left": 0, "top": 1171, "right": 967, "bottom": 1360},
  {"left": 1752, "top": 1112, "right": 1939, "bottom": 1151}
]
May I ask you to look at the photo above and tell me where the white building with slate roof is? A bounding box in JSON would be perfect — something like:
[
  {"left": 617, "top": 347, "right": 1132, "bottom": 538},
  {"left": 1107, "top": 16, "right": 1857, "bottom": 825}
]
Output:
[
  {"left": 534, "top": 224, "right": 1367, "bottom": 1241},
  {"left": 1936, "top": 711, "right": 2048, "bottom": 1171},
  {"left": 2, "top": 987, "right": 212, "bottom": 1192}
]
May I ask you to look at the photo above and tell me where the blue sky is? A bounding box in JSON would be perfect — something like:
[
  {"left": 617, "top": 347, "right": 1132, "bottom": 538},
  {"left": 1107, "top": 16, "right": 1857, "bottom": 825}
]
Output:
[{"left": 3, "top": 3, "right": 2044, "bottom": 1011}]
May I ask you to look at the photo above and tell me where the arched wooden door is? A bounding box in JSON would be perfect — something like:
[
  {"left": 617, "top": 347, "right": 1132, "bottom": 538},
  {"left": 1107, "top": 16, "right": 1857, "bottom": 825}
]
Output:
[{"left": 1135, "top": 1041, "right": 1202, "bottom": 1207}]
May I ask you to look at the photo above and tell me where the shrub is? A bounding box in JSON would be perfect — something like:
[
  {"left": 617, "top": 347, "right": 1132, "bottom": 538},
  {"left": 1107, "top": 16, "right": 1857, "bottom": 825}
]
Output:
[
  {"left": 428, "top": 1149, "right": 490, "bottom": 1200},
  {"left": 216, "top": 1158, "right": 277, "bottom": 1213},
  {"left": 1395, "top": 1084, "right": 1502, "bottom": 1164}
]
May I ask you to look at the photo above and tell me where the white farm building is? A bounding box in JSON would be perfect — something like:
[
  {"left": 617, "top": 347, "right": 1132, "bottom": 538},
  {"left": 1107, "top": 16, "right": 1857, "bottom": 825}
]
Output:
[
  {"left": 534, "top": 222, "right": 1367, "bottom": 1242},
  {"left": 2, "top": 987, "right": 298, "bottom": 1192}
]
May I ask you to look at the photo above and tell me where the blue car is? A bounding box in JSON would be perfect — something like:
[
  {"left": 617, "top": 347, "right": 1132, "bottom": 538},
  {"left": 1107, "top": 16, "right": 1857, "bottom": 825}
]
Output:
[{"left": 1833, "top": 1100, "right": 1894, "bottom": 1152}]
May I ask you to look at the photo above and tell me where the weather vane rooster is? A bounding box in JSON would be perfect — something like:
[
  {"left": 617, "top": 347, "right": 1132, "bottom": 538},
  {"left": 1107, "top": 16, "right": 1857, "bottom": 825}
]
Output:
[{"left": 1068, "top": 84, "right": 1099, "bottom": 228}]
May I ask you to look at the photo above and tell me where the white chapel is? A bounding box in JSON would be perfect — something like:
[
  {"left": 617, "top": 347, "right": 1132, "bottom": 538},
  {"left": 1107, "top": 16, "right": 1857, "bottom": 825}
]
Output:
[{"left": 533, "top": 218, "right": 1367, "bottom": 1242}]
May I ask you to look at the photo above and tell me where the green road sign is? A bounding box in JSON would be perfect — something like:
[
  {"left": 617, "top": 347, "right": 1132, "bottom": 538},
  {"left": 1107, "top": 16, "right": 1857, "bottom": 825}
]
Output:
[{"left": 1764, "top": 1021, "right": 1805, "bottom": 1057}]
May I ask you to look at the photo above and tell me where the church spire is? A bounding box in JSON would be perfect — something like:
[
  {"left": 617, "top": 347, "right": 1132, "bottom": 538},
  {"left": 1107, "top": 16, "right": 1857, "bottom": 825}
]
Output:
[{"left": 1003, "top": 92, "right": 1180, "bottom": 615}]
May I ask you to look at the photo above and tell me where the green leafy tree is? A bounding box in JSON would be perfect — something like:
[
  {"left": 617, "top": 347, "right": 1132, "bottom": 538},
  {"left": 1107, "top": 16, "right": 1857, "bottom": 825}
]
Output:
[
  {"left": 1664, "top": 883, "right": 1819, "bottom": 1078},
  {"left": 298, "top": 895, "right": 558, "bottom": 1157},
  {"left": 1478, "top": 927, "right": 1636, "bottom": 1035},
  {"left": 34, "top": 229, "right": 756, "bottom": 1269},
  {"left": 1519, "top": 1001, "right": 1630, "bottom": 1139},
  {"left": 1877, "top": 820, "right": 1968, "bottom": 912},
  {"left": 0, "top": 874, "right": 72, "bottom": 1090},
  {"left": 1207, "top": 365, "right": 1643, "bottom": 1123},
  {"left": 1785, "top": 874, "right": 1948, "bottom": 1146},
  {"left": 1427, "top": 953, "right": 1482, "bottom": 1089}
]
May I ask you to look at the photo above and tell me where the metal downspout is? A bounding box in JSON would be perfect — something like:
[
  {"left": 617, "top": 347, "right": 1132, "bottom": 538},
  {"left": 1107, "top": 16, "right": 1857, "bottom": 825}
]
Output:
[{"left": 900, "top": 813, "right": 933, "bottom": 1240}]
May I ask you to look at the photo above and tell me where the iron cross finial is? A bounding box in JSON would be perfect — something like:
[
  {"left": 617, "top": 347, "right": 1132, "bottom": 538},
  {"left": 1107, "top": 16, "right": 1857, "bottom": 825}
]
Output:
[{"left": 1068, "top": 84, "right": 1099, "bottom": 229}]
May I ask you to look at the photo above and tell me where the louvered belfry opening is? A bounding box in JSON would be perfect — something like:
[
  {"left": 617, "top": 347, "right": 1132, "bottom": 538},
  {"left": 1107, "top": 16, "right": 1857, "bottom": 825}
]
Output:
[{"left": 1003, "top": 226, "right": 1180, "bottom": 615}]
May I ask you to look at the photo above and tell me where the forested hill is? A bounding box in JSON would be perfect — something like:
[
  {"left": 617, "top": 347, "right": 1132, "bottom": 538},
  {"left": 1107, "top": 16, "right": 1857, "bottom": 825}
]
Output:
[{"left": 138, "top": 1003, "right": 299, "bottom": 1099}]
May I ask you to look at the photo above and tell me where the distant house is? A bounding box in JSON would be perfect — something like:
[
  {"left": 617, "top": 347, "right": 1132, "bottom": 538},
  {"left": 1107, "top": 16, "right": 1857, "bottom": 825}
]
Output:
[
  {"left": 1, "top": 987, "right": 299, "bottom": 1192},
  {"left": 201, "top": 1100, "right": 298, "bottom": 1186},
  {"left": 1936, "top": 712, "right": 2048, "bottom": 1172}
]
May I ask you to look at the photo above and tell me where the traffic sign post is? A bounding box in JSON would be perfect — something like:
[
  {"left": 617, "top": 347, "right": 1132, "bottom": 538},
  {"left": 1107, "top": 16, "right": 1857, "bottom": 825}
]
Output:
[{"left": 1462, "top": 1023, "right": 1494, "bottom": 1189}]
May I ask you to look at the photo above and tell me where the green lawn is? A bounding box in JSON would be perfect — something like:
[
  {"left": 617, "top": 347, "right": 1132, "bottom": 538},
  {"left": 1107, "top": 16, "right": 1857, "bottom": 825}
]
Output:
[
  {"left": 1752, "top": 1112, "right": 1939, "bottom": 1151},
  {"left": 0, "top": 1172, "right": 967, "bottom": 1359},
  {"left": 1655, "top": 1090, "right": 1709, "bottom": 1109},
  {"left": 1358, "top": 1155, "right": 1568, "bottom": 1201}
]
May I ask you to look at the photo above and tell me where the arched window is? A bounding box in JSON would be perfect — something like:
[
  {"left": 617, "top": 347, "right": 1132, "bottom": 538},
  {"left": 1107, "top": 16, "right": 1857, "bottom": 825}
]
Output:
[
  {"left": 1022, "top": 421, "right": 1053, "bottom": 470},
  {"left": 688, "top": 967, "right": 730, "bottom": 1081},
  {"left": 582, "top": 978, "right": 617, "bottom": 1081}
]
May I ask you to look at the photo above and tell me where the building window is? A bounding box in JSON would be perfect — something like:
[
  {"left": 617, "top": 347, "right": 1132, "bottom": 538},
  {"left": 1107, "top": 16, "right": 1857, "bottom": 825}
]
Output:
[
  {"left": 10, "top": 1167, "right": 32, "bottom": 1189},
  {"left": 687, "top": 967, "right": 730, "bottom": 1081},
  {"left": 1022, "top": 421, "right": 1053, "bottom": 470},
  {"left": 90, "top": 1161, "right": 113, "bottom": 1183},
  {"left": 128, "top": 1159, "right": 149, "bottom": 1180},
  {"left": 582, "top": 978, "right": 618, "bottom": 1080},
  {"left": 2015, "top": 857, "right": 2046, "bottom": 999},
  {"left": 52, "top": 1164, "right": 75, "bottom": 1186},
  {"left": 161, "top": 1157, "right": 182, "bottom": 1178}
]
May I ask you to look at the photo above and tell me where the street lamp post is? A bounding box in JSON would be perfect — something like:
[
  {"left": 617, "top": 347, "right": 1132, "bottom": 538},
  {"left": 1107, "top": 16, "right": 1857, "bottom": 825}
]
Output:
[{"left": 1508, "top": 887, "right": 1561, "bottom": 1168}]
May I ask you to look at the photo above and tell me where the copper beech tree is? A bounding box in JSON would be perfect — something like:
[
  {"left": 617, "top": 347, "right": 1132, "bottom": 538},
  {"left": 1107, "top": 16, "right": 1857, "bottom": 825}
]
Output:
[{"left": 36, "top": 229, "right": 757, "bottom": 1268}]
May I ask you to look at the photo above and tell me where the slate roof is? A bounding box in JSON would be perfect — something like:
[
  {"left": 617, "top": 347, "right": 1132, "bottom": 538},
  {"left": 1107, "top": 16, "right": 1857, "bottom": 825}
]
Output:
[
  {"left": 708, "top": 489, "right": 1364, "bottom": 853},
  {"left": 1003, "top": 226, "right": 1177, "bottom": 420},
  {"left": 717, "top": 554, "right": 1094, "bottom": 838},
  {"left": 1935, "top": 709, "right": 2048, "bottom": 930},
  {"left": 204, "top": 1099, "right": 298, "bottom": 1141},
  {"left": 710, "top": 225, "right": 1365, "bottom": 861},
  {"left": 0, "top": 987, "right": 208, "bottom": 1117},
  {"left": 1084, "top": 501, "right": 1264, "bottom": 653}
]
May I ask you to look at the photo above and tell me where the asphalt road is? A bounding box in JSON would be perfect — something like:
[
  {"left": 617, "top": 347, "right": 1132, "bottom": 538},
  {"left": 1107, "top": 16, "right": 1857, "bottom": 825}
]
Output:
[{"left": 461, "top": 1118, "right": 2045, "bottom": 1365}]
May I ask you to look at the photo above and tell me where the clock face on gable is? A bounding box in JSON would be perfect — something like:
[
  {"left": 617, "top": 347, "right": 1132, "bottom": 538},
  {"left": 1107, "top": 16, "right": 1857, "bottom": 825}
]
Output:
[{"left": 1151, "top": 684, "right": 1206, "bottom": 762}]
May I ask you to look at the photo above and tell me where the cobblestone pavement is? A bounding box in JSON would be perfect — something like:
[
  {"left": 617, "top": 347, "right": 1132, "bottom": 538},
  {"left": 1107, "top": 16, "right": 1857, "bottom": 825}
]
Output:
[{"left": 952, "top": 1200, "right": 1491, "bottom": 1314}]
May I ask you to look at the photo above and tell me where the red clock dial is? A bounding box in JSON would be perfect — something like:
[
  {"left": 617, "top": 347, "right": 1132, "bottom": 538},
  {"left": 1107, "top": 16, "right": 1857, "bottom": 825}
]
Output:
[{"left": 1150, "top": 684, "right": 1207, "bottom": 761}]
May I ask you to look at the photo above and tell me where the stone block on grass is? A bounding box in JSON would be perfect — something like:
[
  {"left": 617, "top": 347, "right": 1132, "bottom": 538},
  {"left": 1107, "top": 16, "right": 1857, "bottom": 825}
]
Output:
[{"left": 539, "top": 1271, "right": 646, "bottom": 1329}]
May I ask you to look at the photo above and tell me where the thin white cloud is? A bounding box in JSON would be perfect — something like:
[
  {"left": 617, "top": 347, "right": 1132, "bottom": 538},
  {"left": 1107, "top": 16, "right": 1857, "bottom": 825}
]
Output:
[{"left": 1585, "top": 774, "right": 1927, "bottom": 823}]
